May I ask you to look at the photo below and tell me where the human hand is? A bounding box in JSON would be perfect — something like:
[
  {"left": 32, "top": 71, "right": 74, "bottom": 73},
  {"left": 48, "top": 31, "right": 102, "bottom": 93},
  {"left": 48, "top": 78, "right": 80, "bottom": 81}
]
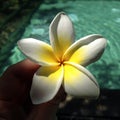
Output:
[
  {"left": 0, "top": 59, "right": 39, "bottom": 105},
  {"left": 0, "top": 59, "right": 66, "bottom": 120}
]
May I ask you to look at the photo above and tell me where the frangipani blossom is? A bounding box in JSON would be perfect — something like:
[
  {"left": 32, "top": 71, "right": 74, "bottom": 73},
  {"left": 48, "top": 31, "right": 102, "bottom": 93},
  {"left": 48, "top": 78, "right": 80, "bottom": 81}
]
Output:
[{"left": 18, "top": 12, "right": 107, "bottom": 104}]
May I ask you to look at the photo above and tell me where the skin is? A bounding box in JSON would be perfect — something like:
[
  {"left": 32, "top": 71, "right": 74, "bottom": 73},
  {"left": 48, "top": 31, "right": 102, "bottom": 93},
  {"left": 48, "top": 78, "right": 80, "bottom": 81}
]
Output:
[{"left": 0, "top": 59, "right": 66, "bottom": 120}]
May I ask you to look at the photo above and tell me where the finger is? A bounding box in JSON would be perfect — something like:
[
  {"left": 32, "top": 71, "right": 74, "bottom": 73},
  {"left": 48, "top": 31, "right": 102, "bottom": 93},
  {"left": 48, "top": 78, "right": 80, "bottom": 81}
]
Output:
[{"left": 3, "top": 59, "right": 40, "bottom": 80}]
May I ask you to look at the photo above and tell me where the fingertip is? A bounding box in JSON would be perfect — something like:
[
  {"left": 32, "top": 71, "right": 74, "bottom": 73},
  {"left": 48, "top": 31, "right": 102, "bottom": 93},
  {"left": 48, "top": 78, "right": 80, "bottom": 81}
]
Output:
[
  {"left": 20, "top": 59, "right": 40, "bottom": 70},
  {"left": 6, "top": 59, "right": 40, "bottom": 79}
]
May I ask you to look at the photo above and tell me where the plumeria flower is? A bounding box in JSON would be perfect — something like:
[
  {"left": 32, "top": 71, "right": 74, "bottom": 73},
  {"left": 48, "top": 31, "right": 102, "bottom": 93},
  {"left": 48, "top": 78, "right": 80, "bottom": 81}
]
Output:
[{"left": 18, "top": 12, "right": 107, "bottom": 104}]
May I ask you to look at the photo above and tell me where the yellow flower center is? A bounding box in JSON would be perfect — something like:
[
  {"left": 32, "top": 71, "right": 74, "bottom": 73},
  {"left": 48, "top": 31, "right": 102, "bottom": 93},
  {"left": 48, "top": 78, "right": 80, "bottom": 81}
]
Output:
[{"left": 58, "top": 57, "right": 66, "bottom": 66}]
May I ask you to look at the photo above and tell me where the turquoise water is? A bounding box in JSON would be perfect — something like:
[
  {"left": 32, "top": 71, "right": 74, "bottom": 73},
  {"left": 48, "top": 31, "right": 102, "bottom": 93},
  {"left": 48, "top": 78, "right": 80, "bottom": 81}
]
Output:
[{"left": 0, "top": 0, "right": 120, "bottom": 89}]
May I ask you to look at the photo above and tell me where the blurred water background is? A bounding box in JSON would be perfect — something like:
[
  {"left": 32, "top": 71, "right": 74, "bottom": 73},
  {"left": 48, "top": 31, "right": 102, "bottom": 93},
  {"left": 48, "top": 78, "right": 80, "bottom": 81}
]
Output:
[{"left": 0, "top": 0, "right": 120, "bottom": 89}]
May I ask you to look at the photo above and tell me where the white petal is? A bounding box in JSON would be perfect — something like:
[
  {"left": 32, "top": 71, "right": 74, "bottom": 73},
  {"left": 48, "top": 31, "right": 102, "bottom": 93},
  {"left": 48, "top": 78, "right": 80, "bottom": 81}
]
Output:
[
  {"left": 64, "top": 34, "right": 107, "bottom": 66},
  {"left": 64, "top": 62, "right": 100, "bottom": 98},
  {"left": 49, "top": 12, "right": 75, "bottom": 59},
  {"left": 18, "top": 38, "right": 58, "bottom": 66},
  {"left": 30, "top": 65, "right": 63, "bottom": 104}
]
